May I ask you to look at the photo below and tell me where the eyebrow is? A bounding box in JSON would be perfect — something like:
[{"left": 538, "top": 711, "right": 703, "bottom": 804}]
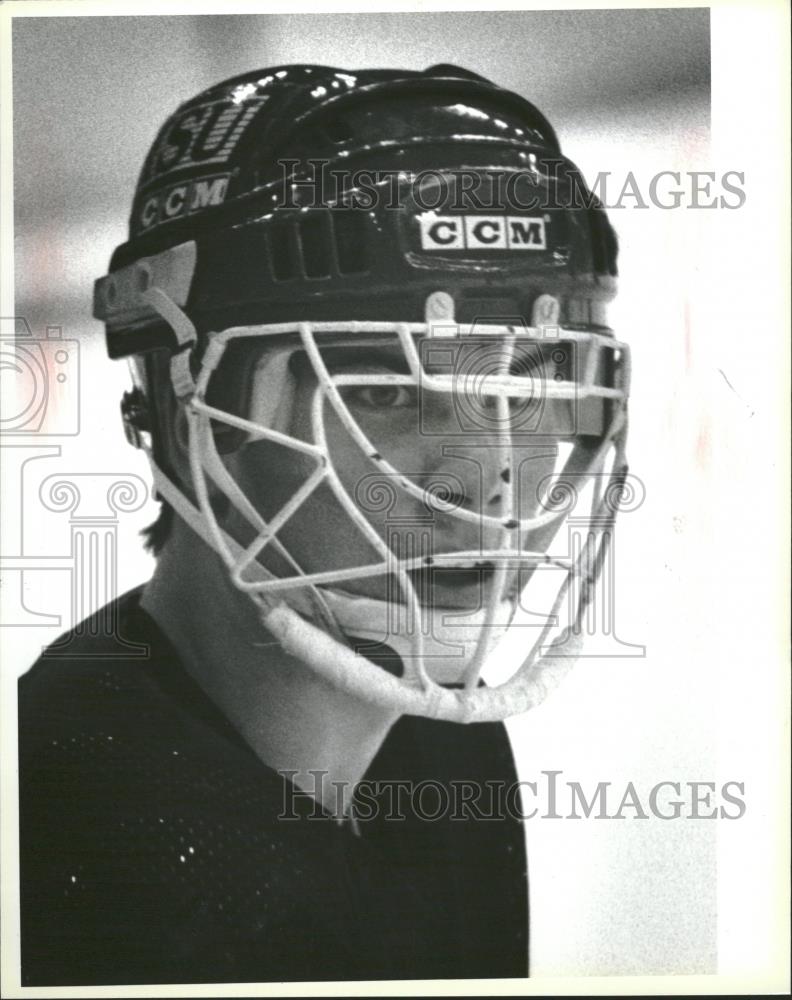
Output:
[
  {"left": 286, "top": 338, "right": 574, "bottom": 379},
  {"left": 291, "top": 345, "right": 411, "bottom": 376}
]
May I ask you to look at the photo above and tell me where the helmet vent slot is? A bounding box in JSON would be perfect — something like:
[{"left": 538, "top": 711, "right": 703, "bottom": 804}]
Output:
[
  {"left": 268, "top": 218, "right": 299, "bottom": 281},
  {"left": 331, "top": 210, "right": 369, "bottom": 275},
  {"left": 297, "top": 213, "right": 333, "bottom": 279}
]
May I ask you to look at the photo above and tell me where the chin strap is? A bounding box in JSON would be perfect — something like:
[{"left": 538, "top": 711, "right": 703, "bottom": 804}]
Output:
[
  {"left": 321, "top": 588, "right": 513, "bottom": 685},
  {"left": 262, "top": 600, "right": 582, "bottom": 723}
]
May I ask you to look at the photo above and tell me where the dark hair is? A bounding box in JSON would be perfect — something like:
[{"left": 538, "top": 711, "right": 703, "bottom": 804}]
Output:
[
  {"left": 139, "top": 347, "right": 180, "bottom": 556},
  {"left": 141, "top": 501, "right": 174, "bottom": 555}
]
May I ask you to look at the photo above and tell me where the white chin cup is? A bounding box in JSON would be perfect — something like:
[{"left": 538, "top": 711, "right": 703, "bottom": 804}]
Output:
[
  {"left": 261, "top": 598, "right": 583, "bottom": 724},
  {"left": 321, "top": 588, "right": 514, "bottom": 685}
]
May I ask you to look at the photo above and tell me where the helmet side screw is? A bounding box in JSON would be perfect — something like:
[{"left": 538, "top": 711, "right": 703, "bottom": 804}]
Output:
[
  {"left": 136, "top": 264, "right": 151, "bottom": 293},
  {"left": 531, "top": 294, "right": 560, "bottom": 329},
  {"left": 425, "top": 290, "right": 455, "bottom": 323}
]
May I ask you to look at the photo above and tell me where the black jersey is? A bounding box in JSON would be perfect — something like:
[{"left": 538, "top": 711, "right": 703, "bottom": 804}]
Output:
[{"left": 18, "top": 588, "right": 528, "bottom": 985}]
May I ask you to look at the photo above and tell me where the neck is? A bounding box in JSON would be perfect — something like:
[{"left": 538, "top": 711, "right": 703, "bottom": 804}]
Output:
[{"left": 140, "top": 517, "right": 400, "bottom": 817}]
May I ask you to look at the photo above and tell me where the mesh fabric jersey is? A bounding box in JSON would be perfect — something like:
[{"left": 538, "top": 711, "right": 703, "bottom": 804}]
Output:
[{"left": 18, "top": 588, "right": 528, "bottom": 985}]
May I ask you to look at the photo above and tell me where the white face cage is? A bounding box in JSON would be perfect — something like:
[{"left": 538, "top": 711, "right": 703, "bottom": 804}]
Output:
[{"left": 127, "top": 284, "right": 630, "bottom": 724}]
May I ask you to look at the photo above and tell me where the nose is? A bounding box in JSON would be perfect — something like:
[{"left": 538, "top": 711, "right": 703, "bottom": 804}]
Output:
[
  {"left": 422, "top": 414, "right": 559, "bottom": 535},
  {"left": 426, "top": 479, "right": 502, "bottom": 511},
  {"left": 430, "top": 447, "right": 509, "bottom": 515},
  {"left": 416, "top": 391, "right": 505, "bottom": 513},
  {"left": 409, "top": 390, "right": 561, "bottom": 540}
]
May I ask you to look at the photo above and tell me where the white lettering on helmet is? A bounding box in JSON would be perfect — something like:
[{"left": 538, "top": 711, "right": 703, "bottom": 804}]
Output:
[
  {"left": 145, "top": 96, "right": 268, "bottom": 184},
  {"left": 164, "top": 185, "right": 187, "bottom": 218},
  {"left": 138, "top": 174, "right": 231, "bottom": 231},
  {"left": 140, "top": 196, "right": 160, "bottom": 229},
  {"left": 190, "top": 175, "right": 229, "bottom": 211},
  {"left": 419, "top": 213, "right": 546, "bottom": 251}
]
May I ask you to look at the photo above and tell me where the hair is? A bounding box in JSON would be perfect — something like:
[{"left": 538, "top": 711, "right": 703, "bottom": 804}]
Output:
[
  {"left": 139, "top": 348, "right": 179, "bottom": 557},
  {"left": 141, "top": 501, "right": 174, "bottom": 555}
]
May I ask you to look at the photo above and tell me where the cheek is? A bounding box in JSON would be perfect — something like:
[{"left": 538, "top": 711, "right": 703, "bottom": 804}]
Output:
[
  {"left": 215, "top": 442, "right": 315, "bottom": 561},
  {"left": 322, "top": 404, "right": 428, "bottom": 496},
  {"left": 219, "top": 441, "right": 382, "bottom": 579},
  {"left": 513, "top": 448, "right": 563, "bottom": 516}
]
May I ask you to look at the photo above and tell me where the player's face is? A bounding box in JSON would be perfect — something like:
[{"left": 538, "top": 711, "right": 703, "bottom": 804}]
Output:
[{"left": 220, "top": 338, "right": 563, "bottom": 611}]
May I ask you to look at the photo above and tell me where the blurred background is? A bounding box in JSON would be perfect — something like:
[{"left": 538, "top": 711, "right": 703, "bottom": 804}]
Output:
[{"left": 7, "top": 5, "right": 761, "bottom": 982}]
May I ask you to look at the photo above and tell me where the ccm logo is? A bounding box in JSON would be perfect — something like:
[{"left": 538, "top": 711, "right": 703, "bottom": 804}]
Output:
[
  {"left": 419, "top": 214, "right": 547, "bottom": 251},
  {"left": 140, "top": 174, "right": 230, "bottom": 230}
]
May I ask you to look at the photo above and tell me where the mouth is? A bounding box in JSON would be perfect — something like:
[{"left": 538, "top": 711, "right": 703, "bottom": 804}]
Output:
[{"left": 407, "top": 562, "right": 497, "bottom": 608}]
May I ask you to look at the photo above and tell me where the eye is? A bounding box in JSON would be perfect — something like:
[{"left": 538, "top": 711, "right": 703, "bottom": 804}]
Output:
[{"left": 343, "top": 384, "right": 416, "bottom": 410}]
